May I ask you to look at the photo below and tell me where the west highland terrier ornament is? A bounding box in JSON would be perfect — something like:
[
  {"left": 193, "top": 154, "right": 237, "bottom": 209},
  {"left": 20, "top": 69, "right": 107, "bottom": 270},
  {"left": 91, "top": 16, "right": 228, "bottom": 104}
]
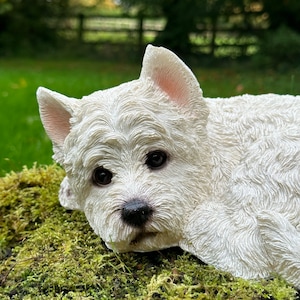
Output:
[{"left": 37, "top": 45, "right": 300, "bottom": 288}]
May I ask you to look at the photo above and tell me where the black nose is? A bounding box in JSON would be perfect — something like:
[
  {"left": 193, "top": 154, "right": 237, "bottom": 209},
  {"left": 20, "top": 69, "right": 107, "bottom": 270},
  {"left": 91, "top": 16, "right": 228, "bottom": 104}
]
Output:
[{"left": 121, "top": 199, "right": 153, "bottom": 228}]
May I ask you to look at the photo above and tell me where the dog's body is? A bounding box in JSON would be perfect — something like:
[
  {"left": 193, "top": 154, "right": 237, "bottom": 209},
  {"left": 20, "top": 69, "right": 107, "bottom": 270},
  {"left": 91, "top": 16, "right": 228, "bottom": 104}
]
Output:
[
  {"left": 37, "top": 45, "right": 300, "bottom": 287},
  {"left": 183, "top": 94, "right": 300, "bottom": 284}
]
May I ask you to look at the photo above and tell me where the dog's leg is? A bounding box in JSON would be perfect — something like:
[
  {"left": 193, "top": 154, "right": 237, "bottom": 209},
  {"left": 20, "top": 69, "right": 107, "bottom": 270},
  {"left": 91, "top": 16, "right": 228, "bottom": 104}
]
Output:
[
  {"left": 257, "top": 211, "right": 300, "bottom": 288},
  {"left": 181, "top": 201, "right": 272, "bottom": 279}
]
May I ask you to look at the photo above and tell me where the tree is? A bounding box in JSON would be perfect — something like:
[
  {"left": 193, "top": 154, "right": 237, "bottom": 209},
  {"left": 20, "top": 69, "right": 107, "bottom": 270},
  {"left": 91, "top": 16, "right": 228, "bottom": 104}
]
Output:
[
  {"left": 153, "top": 0, "right": 200, "bottom": 55},
  {"left": 0, "top": 0, "right": 71, "bottom": 54},
  {"left": 120, "top": 0, "right": 251, "bottom": 55},
  {"left": 121, "top": 0, "right": 300, "bottom": 57},
  {"left": 261, "top": 0, "right": 300, "bottom": 32},
  {"left": 121, "top": 0, "right": 204, "bottom": 55}
]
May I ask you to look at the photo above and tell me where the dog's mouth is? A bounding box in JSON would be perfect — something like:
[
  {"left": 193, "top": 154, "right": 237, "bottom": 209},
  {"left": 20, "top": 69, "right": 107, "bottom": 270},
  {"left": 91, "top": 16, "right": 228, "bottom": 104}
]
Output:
[{"left": 130, "top": 231, "right": 158, "bottom": 245}]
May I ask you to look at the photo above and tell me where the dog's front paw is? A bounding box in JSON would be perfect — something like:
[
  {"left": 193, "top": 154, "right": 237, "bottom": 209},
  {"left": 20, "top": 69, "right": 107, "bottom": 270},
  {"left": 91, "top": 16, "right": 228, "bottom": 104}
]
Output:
[
  {"left": 257, "top": 211, "right": 300, "bottom": 288},
  {"left": 59, "top": 176, "right": 81, "bottom": 210}
]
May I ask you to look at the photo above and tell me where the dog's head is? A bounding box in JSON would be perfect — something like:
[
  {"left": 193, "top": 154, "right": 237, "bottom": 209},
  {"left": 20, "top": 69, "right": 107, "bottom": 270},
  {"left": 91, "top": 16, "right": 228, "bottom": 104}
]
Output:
[{"left": 37, "top": 45, "right": 211, "bottom": 252}]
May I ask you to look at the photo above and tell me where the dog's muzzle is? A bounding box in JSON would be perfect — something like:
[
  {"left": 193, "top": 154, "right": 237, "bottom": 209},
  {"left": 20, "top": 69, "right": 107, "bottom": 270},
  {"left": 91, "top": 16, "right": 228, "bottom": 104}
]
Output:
[{"left": 121, "top": 199, "right": 153, "bottom": 228}]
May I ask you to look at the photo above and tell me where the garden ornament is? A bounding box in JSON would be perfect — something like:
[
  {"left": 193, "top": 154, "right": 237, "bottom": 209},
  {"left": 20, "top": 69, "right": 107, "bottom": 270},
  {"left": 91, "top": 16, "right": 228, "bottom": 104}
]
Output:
[{"left": 37, "top": 45, "right": 300, "bottom": 288}]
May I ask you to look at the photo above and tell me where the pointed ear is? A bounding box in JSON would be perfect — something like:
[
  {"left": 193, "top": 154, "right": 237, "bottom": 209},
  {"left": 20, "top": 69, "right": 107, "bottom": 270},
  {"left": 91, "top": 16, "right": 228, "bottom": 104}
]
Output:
[
  {"left": 140, "top": 44, "right": 202, "bottom": 107},
  {"left": 37, "top": 87, "right": 78, "bottom": 147}
]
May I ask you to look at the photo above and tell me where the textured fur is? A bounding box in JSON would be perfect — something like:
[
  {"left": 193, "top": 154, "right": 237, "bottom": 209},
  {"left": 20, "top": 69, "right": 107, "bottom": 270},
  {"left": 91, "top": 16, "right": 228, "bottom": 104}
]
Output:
[{"left": 37, "top": 45, "right": 300, "bottom": 287}]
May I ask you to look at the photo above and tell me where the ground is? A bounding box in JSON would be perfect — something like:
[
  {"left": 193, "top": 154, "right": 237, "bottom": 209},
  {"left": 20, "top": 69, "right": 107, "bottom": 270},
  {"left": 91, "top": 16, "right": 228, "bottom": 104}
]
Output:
[{"left": 0, "top": 165, "right": 298, "bottom": 299}]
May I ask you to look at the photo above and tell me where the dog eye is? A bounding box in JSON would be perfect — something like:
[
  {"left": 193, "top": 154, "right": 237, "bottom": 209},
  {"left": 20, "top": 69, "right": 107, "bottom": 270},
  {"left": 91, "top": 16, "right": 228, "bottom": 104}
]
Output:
[
  {"left": 92, "top": 167, "right": 113, "bottom": 186},
  {"left": 146, "top": 150, "right": 168, "bottom": 170}
]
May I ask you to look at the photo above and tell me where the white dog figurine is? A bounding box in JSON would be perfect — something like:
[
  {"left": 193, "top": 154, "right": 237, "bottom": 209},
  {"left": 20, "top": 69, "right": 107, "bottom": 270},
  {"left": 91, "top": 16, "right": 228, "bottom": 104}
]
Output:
[{"left": 37, "top": 45, "right": 300, "bottom": 288}]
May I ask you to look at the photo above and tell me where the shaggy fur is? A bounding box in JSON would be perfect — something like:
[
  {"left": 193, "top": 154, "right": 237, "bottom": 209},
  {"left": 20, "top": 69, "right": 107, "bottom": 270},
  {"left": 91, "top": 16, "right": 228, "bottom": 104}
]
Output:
[{"left": 37, "top": 45, "right": 300, "bottom": 287}]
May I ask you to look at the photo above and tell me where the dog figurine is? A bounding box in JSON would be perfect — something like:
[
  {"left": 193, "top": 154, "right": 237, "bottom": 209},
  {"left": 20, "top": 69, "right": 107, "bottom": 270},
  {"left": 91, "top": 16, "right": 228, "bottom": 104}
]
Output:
[{"left": 37, "top": 45, "right": 300, "bottom": 288}]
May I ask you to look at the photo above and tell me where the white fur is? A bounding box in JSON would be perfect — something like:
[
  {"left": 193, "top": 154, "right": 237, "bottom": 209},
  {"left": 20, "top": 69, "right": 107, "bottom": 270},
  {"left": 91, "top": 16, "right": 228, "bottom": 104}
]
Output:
[{"left": 37, "top": 45, "right": 300, "bottom": 288}]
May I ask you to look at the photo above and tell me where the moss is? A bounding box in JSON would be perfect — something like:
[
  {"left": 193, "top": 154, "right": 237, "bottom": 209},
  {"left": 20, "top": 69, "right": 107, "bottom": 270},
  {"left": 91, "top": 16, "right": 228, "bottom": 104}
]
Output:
[
  {"left": 0, "top": 164, "right": 65, "bottom": 258},
  {"left": 0, "top": 165, "right": 298, "bottom": 299}
]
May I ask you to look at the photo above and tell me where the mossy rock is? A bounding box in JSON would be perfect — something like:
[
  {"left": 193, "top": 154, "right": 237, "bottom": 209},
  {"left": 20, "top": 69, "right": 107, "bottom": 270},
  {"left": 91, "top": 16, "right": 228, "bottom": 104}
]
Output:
[{"left": 0, "top": 165, "right": 298, "bottom": 299}]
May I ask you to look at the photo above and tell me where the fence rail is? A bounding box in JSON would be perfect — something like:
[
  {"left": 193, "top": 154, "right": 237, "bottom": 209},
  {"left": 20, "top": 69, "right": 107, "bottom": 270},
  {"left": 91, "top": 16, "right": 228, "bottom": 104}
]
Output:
[{"left": 57, "top": 13, "right": 265, "bottom": 57}]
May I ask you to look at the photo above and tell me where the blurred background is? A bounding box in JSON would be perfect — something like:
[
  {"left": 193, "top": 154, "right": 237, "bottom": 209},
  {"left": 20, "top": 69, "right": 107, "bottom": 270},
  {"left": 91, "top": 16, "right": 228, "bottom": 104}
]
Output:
[
  {"left": 1, "top": 0, "right": 300, "bottom": 63},
  {"left": 0, "top": 0, "right": 300, "bottom": 176}
]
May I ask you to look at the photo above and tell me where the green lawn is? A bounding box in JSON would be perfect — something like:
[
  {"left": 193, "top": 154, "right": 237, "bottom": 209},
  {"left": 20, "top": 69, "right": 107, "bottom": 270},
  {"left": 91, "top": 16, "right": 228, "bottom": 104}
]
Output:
[
  {"left": 0, "top": 59, "right": 139, "bottom": 177},
  {"left": 0, "top": 58, "right": 299, "bottom": 177}
]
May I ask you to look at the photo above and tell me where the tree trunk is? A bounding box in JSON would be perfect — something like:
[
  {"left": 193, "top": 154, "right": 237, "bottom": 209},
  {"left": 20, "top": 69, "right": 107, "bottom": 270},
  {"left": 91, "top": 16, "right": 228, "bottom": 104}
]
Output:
[{"left": 154, "top": 0, "right": 197, "bottom": 55}]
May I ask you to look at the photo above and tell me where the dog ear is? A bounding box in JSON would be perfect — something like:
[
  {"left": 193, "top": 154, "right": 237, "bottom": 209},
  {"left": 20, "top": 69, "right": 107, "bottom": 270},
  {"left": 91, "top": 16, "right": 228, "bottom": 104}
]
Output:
[
  {"left": 140, "top": 44, "right": 202, "bottom": 107},
  {"left": 37, "top": 87, "right": 77, "bottom": 147}
]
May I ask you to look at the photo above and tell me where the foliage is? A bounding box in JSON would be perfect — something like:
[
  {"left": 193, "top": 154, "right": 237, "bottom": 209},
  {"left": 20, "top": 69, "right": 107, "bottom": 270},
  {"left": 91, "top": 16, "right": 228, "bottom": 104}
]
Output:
[
  {"left": 0, "top": 0, "right": 70, "bottom": 55},
  {"left": 153, "top": 0, "right": 199, "bottom": 55},
  {"left": 261, "top": 0, "right": 300, "bottom": 32},
  {"left": 0, "top": 0, "right": 299, "bottom": 58},
  {"left": 255, "top": 25, "right": 300, "bottom": 68},
  {"left": 0, "top": 165, "right": 298, "bottom": 299},
  {"left": 0, "top": 0, "right": 112, "bottom": 55},
  {"left": 120, "top": 0, "right": 300, "bottom": 57},
  {"left": 121, "top": 0, "right": 244, "bottom": 55},
  {"left": 120, "top": 0, "right": 265, "bottom": 55}
]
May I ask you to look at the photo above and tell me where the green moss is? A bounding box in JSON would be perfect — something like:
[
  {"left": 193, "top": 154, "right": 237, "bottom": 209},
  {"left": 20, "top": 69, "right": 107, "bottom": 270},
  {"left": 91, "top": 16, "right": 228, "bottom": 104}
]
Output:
[
  {"left": 0, "top": 165, "right": 298, "bottom": 299},
  {"left": 0, "top": 164, "right": 66, "bottom": 257}
]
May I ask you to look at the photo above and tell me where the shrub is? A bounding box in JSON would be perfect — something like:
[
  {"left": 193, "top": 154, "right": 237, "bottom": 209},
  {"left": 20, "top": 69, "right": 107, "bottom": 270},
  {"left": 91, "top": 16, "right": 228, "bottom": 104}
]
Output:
[
  {"left": 254, "top": 25, "right": 300, "bottom": 68},
  {"left": 0, "top": 0, "right": 69, "bottom": 56}
]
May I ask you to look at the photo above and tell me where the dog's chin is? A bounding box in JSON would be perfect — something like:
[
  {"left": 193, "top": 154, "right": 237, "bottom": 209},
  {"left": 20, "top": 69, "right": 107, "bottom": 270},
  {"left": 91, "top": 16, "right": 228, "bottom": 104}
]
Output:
[
  {"left": 105, "top": 231, "right": 179, "bottom": 253},
  {"left": 130, "top": 231, "right": 158, "bottom": 246}
]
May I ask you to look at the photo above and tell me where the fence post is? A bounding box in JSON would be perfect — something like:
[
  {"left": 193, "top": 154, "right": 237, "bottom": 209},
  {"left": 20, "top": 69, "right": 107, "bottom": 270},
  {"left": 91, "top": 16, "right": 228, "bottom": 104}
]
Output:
[
  {"left": 77, "top": 13, "right": 84, "bottom": 43},
  {"left": 137, "top": 12, "right": 144, "bottom": 54},
  {"left": 210, "top": 16, "right": 218, "bottom": 56}
]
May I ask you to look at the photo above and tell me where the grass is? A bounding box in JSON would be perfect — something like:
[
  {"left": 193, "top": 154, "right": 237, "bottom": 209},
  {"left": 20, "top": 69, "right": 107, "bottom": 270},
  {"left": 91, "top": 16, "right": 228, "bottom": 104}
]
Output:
[
  {"left": 0, "top": 57, "right": 300, "bottom": 177},
  {"left": 0, "top": 59, "right": 139, "bottom": 177}
]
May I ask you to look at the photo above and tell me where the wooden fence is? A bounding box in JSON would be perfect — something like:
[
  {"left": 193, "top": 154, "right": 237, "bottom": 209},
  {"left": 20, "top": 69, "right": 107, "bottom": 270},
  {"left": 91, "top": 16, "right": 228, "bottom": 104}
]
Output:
[{"left": 58, "top": 13, "right": 265, "bottom": 57}]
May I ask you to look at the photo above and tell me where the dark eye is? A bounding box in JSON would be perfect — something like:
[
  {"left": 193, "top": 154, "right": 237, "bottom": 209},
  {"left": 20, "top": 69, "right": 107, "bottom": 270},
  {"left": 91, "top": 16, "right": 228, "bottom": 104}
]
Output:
[
  {"left": 92, "top": 167, "right": 113, "bottom": 186},
  {"left": 146, "top": 150, "right": 168, "bottom": 170}
]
